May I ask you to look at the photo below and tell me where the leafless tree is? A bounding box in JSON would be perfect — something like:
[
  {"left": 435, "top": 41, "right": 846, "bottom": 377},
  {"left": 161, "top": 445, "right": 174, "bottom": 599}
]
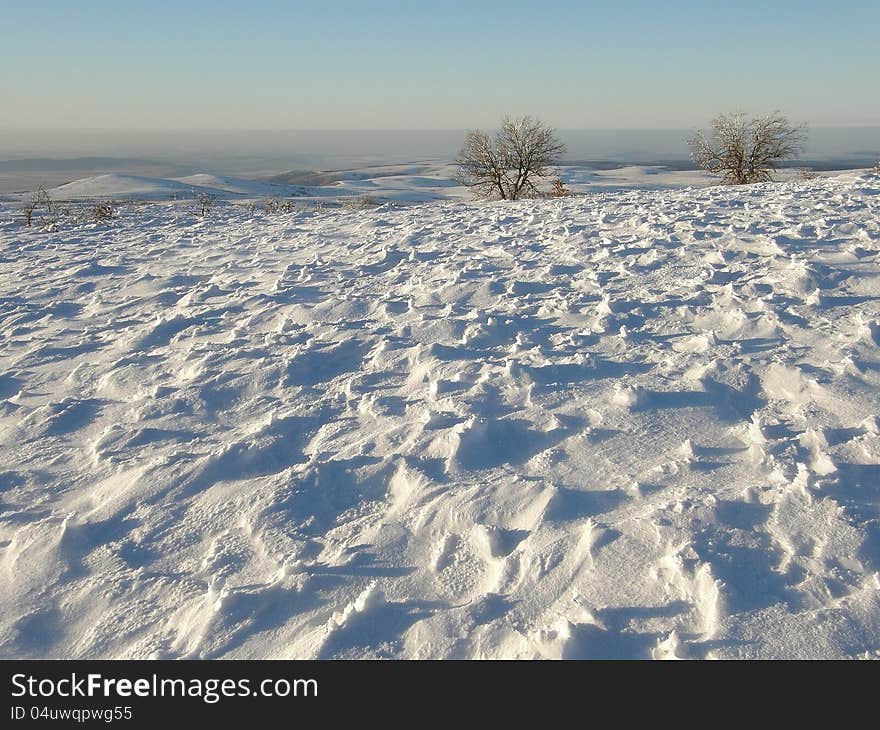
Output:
[
  {"left": 20, "top": 186, "right": 55, "bottom": 227},
  {"left": 196, "top": 192, "right": 215, "bottom": 216},
  {"left": 688, "top": 112, "right": 806, "bottom": 185},
  {"left": 20, "top": 200, "right": 37, "bottom": 227},
  {"left": 33, "top": 186, "right": 54, "bottom": 213},
  {"left": 456, "top": 116, "right": 566, "bottom": 200}
]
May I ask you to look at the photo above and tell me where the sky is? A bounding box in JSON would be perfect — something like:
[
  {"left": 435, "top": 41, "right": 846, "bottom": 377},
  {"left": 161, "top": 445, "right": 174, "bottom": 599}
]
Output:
[{"left": 0, "top": 0, "right": 878, "bottom": 131}]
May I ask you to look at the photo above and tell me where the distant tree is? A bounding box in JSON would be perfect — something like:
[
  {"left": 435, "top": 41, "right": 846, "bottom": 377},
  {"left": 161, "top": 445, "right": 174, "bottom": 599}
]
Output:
[
  {"left": 20, "top": 186, "right": 54, "bottom": 227},
  {"left": 20, "top": 199, "right": 37, "bottom": 227},
  {"left": 196, "top": 192, "right": 215, "bottom": 216},
  {"left": 456, "top": 116, "right": 566, "bottom": 200},
  {"left": 688, "top": 112, "right": 806, "bottom": 185},
  {"left": 33, "top": 186, "right": 53, "bottom": 213}
]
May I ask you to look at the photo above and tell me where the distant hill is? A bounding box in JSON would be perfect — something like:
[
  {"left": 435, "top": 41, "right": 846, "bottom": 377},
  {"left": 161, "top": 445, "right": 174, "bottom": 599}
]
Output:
[{"left": 35, "top": 174, "right": 309, "bottom": 201}]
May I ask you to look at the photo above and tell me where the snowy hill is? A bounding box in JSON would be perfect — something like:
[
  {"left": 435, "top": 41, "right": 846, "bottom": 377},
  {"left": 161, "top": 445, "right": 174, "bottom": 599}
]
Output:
[
  {"left": 1, "top": 173, "right": 880, "bottom": 659},
  {"left": 20, "top": 164, "right": 858, "bottom": 206},
  {"left": 31, "top": 164, "right": 469, "bottom": 204},
  {"left": 43, "top": 173, "right": 232, "bottom": 201},
  {"left": 33, "top": 173, "right": 311, "bottom": 202},
  {"left": 172, "top": 174, "right": 300, "bottom": 197}
]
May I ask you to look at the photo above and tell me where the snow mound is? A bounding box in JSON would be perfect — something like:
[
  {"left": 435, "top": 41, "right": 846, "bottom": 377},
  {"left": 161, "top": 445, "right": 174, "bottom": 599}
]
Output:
[
  {"left": 172, "top": 174, "right": 294, "bottom": 197},
  {"left": 46, "top": 174, "right": 209, "bottom": 200}
]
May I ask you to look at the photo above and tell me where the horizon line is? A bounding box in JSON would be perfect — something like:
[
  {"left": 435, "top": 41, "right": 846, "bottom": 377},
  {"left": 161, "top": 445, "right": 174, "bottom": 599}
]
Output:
[{"left": 3, "top": 124, "right": 880, "bottom": 134}]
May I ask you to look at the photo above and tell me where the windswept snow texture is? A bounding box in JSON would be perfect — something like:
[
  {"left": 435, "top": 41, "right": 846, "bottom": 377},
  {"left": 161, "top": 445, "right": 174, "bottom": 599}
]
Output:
[{"left": 2, "top": 174, "right": 880, "bottom": 659}]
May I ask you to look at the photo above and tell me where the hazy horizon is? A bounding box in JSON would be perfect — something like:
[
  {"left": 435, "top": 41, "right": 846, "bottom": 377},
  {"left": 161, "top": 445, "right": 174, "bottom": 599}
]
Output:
[
  {"left": 3, "top": 127, "right": 878, "bottom": 157},
  {"left": 1, "top": 127, "right": 877, "bottom": 177}
]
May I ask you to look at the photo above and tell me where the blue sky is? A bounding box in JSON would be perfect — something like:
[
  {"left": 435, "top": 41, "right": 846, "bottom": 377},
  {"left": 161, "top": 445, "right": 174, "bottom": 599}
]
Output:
[{"left": 1, "top": 0, "right": 877, "bottom": 129}]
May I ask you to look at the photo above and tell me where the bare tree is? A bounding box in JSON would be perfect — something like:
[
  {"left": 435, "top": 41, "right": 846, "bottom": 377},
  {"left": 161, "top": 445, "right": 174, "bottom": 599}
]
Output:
[
  {"left": 20, "top": 186, "right": 54, "bottom": 227},
  {"left": 33, "top": 186, "right": 54, "bottom": 213},
  {"left": 20, "top": 199, "right": 37, "bottom": 227},
  {"left": 196, "top": 192, "right": 215, "bottom": 216},
  {"left": 688, "top": 112, "right": 806, "bottom": 185},
  {"left": 456, "top": 116, "right": 566, "bottom": 200}
]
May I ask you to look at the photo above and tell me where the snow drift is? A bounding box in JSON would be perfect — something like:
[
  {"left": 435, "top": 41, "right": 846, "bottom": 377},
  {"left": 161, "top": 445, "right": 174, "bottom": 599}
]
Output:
[{"left": 1, "top": 172, "right": 879, "bottom": 659}]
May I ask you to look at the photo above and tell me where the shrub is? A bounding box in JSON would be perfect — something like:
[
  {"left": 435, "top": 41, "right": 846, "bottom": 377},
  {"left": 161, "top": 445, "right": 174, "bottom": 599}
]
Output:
[
  {"left": 92, "top": 202, "right": 115, "bottom": 222},
  {"left": 548, "top": 178, "right": 570, "bottom": 197},
  {"left": 33, "top": 186, "right": 53, "bottom": 212},
  {"left": 196, "top": 193, "right": 215, "bottom": 216},
  {"left": 20, "top": 200, "right": 37, "bottom": 227},
  {"left": 341, "top": 195, "right": 380, "bottom": 209},
  {"left": 20, "top": 186, "right": 54, "bottom": 227},
  {"left": 688, "top": 112, "right": 806, "bottom": 185},
  {"left": 456, "top": 115, "right": 565, "bottom": 200},
  {"left": 263, "top": 197, "right": 298, "bottom": 214}
]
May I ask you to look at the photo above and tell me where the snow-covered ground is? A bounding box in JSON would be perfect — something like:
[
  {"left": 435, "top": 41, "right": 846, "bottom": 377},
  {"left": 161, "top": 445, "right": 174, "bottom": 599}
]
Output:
[
  {"left": 2, "top": 162, "right": 854, "bottom": 207},
  {"left": 8, "top": 163, "right": 470, "bottom": 204},
  {"left": 1, "top": 172, "right": 880, "bottom": 659},
  {"left": 5, "top": 162, "right": 717, "bottom": 206}
]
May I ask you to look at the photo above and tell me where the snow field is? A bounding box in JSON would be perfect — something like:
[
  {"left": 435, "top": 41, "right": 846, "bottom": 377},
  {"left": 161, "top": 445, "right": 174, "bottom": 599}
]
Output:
[{"left": 1, "top": 172, "right": 880, "bottom": 658}]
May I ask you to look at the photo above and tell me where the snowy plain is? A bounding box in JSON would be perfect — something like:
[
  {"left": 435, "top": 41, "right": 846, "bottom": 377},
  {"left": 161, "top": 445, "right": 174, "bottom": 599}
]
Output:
[
  {"left": 3, "top": 162, "right": 714, "bottom": 205},
  {"left": 1, "top": 171, "right": 880, "bottom": 659}
]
